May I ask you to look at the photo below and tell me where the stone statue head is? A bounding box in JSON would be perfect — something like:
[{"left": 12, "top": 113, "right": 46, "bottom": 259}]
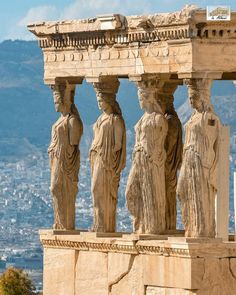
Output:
[
  {"left": 52, "top": 82, "right": 76, "bottom": 115},
  {"left": 97, "top": 92, "right": 113, "bottom": 112},
  {"left": 185, "top": 78, "right": 214, "bottom": 113},
  {"left": 137, "top": 80, "right": 164, "bottom": 114},
  {"left": 93, "top": 79, "right": 122, "bottom": 115},
  {"left": 96, "top": 92, "right": 122, "bottom": 115}
]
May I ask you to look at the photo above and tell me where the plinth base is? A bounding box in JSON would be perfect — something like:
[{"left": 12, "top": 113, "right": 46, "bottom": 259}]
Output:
[{"left": 40, "top": 230, "right": 236, "bottom": 295}]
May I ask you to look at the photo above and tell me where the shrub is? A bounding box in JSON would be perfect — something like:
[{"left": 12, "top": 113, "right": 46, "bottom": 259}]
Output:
[{"left": 0, "top": 267, "right": 36, "bottom": 295}]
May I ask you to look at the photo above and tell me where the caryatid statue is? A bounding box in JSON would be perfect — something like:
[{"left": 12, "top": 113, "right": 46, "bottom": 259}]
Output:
[
  {"left": 161, "top": 83, "right": 183, "bottom": 231},
  {"left": 126, "top": 78, "right": 168, "bottom": 234},
  {"left": 48, "top": 82, "right": 83, "bottom": 230},
  {"left": 177, "top": 78, "right": 220, "bottom": 238},
  {"left": 89, "top": 77, "right": 126, "bottom": 232}
]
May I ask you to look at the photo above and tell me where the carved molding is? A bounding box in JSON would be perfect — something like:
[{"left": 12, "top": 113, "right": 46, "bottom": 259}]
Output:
[
  {"left": 36, "top": 24, "right": 236, "bottom": 50},
  {"left": 41, "top": 238, "right": 193, "bottom": 257},
  {"left": 43, "top": 44, "right": 191, "bottom": 64},
  {"left": 41, "top": 238, "right": 236, "bottom": 258},
  {"left": 42, "top": 239, "right": 88, "bottom": 250},
  {"left": 136, "top": 245, "right": 190, "bottom": 256}
]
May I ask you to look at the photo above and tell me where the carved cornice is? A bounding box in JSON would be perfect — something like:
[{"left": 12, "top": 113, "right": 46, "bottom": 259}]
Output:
[
  {"left": 28, "top": 5, "right": 236, "bottom": 81},
  {"left": 37, "top": 27, "right": 191, "bottom": 50},
  {"left": 37, "top": 21, "right": 236, "bottom": 50},
  {"left": 28, "top": 4, "right": 236, "bottom": 51}
]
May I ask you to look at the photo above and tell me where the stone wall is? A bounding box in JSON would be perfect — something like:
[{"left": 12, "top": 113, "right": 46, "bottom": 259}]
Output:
[{"left": 40, "top": 231, "right": 236, "bottom": 295}]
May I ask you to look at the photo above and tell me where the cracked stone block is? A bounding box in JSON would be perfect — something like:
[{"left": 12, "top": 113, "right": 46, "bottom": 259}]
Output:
[
  {"left": 110, "top": 255, "right": 144, "bottom": 295},
  {"left": 108, "top": 252, "right": 133, "bottom": 286}
]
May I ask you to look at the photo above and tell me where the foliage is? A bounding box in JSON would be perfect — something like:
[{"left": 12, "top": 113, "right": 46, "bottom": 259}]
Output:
[{"left": 0, "top": 267, "right": 36, "bottom": 295}]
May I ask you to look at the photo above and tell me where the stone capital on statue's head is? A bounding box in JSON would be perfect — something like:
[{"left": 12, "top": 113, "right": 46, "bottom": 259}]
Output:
[
  {"left": 137, "top": 79, "right": 164, "bottom": 92},
  {"left": 93, "top": 78, "right": 120, "bottom": 97}
]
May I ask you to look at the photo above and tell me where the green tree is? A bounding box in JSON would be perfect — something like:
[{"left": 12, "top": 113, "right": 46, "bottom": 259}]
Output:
[{"left": 0, "top": 267, "right": 36, "bottom": 295}]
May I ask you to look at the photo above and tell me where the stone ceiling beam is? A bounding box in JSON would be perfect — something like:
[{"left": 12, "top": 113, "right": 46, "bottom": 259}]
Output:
[
  {"left": 178, "top": 71, "right": 223, "bottom": 80},
  {"left": 45, "top": 76, "right": 84, "bottom": 86}
]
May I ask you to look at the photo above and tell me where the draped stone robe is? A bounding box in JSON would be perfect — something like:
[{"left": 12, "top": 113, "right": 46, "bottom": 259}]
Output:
[
  {"left": 48, "top": 113, "right": 83, "bottom": 230},
  {"left": 90, "top": 113, "right": 126, "bottom": 232},
  {"left": 126, "top": 112, "right": 168, "bottom": 234},
  {"left": 177, "top": 111, "right": 220, "bottom": 237},
  {"left": 165, "top": 110, "right": 183, "bottom": 230}
]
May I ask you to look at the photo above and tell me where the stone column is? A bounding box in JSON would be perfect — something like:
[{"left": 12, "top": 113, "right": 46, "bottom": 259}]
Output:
[
  {"left": 48, "top": 80, "right": 83, "bottom": 230},
  {"left": 157, "top": 81, "right": 183, "bottom": 231},
  {"left": 177, "top": 78, "right": 221, "bottom": 238},
  {"left": 87, "top": 76, "right": 126, "bottom": 232},
  {"left": 126, "top": 75, "right": 168, "bottom": 234},
  {"left": 127, "top": 75, "right": 183, "bottom": 233}
]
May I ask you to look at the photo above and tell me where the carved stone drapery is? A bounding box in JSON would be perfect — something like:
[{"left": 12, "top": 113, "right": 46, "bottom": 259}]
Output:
[
  {"left": 89, "top": 77, "right": 126, "bottom": 232},
  {"left": 126, "top": 77, "right": 168, "bottom": 234},
  {"left": 177, "top": 78, "right": 221, "bottom": 237},
  {"left": 158, "top": 81, "right": 183, "bottom": 231},
  {"left": 48, "top": 82, "right": 83, "bottom": 230}
]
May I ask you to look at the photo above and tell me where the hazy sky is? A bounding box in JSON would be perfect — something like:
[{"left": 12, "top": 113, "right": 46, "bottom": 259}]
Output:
[{"left": 1, "top": 0, "right": 236, "bottom": 41}]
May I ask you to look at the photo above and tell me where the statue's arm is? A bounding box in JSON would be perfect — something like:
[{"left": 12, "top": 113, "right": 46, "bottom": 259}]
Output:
[{"left": 68, "top": 117, "right": 83, "bottom": 146}]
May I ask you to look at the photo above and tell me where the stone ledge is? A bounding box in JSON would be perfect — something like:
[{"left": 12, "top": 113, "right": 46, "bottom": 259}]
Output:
[{"left": 39, "top": 230, "right": 236, "bottom": 258}]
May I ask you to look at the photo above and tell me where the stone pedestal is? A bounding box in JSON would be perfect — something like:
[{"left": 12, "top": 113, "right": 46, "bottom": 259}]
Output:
[{"left": 40, "top": 230, "right": 236, "bottom": 295}]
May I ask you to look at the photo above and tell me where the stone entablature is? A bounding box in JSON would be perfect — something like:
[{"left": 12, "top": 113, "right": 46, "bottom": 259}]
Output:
[
  {"left": 28, "top": 5, "right": 236, "bottom": 84},
  {"left": 28, "top": 5, "right": 236, "bottom": 48}
]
